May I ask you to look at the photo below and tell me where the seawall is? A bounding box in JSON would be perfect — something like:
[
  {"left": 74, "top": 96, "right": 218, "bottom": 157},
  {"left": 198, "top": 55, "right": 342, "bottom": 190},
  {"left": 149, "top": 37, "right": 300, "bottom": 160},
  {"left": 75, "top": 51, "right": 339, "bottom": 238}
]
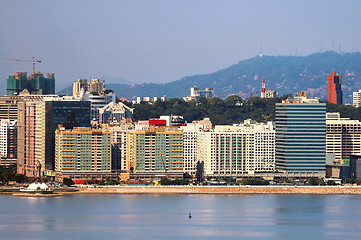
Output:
[{"left": 76, "top": 186, "right": 361, "bottom": 195}]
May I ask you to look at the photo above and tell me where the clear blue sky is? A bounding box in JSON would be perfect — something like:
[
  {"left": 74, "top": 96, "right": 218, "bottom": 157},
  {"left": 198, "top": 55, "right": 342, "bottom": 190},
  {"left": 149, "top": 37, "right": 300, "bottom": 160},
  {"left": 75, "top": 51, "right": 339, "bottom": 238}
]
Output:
[{"left": 0, "top": 0, "right": 360, "bottom": 94}]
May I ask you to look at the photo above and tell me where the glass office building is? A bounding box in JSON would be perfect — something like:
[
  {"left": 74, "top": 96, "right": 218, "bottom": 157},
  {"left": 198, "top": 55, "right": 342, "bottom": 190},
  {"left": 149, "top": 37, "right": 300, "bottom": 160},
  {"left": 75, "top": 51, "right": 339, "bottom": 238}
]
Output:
[{"left": 275, "top": 103, "right": 326, "bottom": 177}]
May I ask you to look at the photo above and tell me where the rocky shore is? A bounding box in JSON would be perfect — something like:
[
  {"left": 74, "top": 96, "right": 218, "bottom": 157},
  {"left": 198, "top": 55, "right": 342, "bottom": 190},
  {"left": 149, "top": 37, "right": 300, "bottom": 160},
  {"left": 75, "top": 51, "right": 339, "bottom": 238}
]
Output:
[{"left": 76, "top": 186, "right": 361, "bottom": 195}]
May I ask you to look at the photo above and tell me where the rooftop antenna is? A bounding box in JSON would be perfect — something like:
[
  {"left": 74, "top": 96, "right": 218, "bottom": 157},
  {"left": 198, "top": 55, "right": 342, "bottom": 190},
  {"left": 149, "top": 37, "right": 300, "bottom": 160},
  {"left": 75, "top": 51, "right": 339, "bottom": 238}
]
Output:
[
  {"left": 295, "top": 47, "right": 298, "bottom": 56},
  {"left": 331, "top": 40, "right": 334, "bottom": 51},
  {"left": 259, "top": 42, "right": 263, "bottom": 57},
  {"left": 338, "top": 41, "right": 342, "bottom": 54},
  {"left": 321, "top": 41, "right": 323, "bottom": 53}
]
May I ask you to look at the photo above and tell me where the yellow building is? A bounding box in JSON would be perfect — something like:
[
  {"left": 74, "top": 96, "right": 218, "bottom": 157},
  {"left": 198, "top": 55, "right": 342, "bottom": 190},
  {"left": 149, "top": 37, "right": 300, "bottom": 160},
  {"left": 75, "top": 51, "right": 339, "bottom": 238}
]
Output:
[
  {"left": 127, "top": 127, "right": 184, "bottom": 175},
  {"left": 55, "top": 125, "right": 112, "bottom": 179}
]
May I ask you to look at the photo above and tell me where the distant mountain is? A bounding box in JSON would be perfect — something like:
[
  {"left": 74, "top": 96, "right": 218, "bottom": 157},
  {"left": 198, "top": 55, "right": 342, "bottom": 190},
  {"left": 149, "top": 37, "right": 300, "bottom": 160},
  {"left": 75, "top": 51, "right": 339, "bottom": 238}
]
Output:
[{"left": 58, "top": 51, "right": 361, "bottom": 101}]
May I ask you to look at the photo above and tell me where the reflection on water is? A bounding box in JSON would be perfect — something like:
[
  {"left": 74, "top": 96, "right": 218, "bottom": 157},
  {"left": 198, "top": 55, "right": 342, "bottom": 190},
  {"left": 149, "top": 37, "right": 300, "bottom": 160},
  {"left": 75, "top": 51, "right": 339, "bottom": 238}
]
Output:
[{"left": 0, "top": 194, "right": 360, "bottom": 239}]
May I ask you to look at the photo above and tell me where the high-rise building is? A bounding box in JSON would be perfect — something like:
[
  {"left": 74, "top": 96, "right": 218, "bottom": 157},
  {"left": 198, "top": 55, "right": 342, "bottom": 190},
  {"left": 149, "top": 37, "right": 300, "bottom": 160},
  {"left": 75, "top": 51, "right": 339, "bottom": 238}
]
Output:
[
  {"left": 275, "top": 100, "right": 326, "bottom": 177},
  {"left": 0, "top": 120, "right": 17, "bottom": 165},
  {"left": 127, "top": 127, "right": 184, "bottom": 175},
  {"left": 180, "top": 118, "right": 212, "bottom": 176},
  {"left": 105, "top": 123, "right": 135, "bottom": 172},
  {"left": 327, "top": 71, "right": 342, "bottom": 104},
  {"left": 0, "top": 96, "right": 22, "bottom": 121},
  {"left": 353, "top": 90, "right": 361, "bottom": 108},
  {"left": 197, "top": 121, "right": 275, "bottom": 177},
  {"left": 55, "top": 125, "right": 112, "bottom": 180},
  {"left": 17, "top": 98, "right": 91, "bottom": 176},
  {"left": 7, "top": 72, "right": 55, "bottom": 96},
  {"left": 72, "top": 78, "right": 105, "bottom": 98},
  {"left": 326, "top": 112, "right": 361, "bottom": 163}
]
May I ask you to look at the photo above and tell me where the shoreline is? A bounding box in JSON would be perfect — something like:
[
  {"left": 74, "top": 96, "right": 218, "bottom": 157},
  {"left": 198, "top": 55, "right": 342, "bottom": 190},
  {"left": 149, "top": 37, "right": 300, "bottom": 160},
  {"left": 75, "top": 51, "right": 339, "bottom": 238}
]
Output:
[{"left": 73, "top": 186, "right": 361, "bottom": 195}]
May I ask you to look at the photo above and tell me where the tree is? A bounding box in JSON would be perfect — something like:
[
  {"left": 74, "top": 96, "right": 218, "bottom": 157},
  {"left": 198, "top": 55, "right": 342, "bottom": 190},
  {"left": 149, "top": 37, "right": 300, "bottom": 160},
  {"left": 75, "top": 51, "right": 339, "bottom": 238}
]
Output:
[
  {"left": 63, "top": 178, "right": 75, "bottom": 186},
  {"left": 196, "top": 161, "right": 204, "bottom": 183}
]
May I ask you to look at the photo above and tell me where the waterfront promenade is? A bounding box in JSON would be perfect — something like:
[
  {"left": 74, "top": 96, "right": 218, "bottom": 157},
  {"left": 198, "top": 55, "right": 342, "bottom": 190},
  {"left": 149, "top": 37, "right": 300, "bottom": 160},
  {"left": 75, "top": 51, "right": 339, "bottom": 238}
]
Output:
[{"left": 76, "top": 185, "right": 361, "bottom": 195}]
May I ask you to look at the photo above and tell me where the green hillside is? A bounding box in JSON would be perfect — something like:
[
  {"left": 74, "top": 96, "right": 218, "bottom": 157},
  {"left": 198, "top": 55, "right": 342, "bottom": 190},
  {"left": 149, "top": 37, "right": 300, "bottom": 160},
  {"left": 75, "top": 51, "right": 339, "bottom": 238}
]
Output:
[{"left": 58, "top": 51, "right": 361, "bottom": 101}]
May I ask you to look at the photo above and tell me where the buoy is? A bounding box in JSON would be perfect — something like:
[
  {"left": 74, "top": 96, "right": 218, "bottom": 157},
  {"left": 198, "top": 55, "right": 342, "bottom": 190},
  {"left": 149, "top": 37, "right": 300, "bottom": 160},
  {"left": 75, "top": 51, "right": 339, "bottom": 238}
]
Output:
[{"left": 188, "top": 211, "right": 192, "bottom": 219}]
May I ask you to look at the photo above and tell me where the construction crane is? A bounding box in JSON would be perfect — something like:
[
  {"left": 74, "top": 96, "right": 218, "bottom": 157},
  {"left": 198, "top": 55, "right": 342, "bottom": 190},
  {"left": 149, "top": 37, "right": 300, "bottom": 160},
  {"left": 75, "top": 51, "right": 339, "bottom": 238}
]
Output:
[
  {"left": 5, "top": 57, "right": 41, "bottom": 75},
  {"left": 160, "top": 154, "right": 169, "bottom": 179}
]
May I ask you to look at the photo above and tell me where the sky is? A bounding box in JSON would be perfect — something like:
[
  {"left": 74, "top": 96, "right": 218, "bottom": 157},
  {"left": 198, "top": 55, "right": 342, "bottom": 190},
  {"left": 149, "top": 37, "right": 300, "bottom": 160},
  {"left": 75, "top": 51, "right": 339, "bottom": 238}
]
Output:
[{"left": 0, "top": 0, "right": 360, "bottom": 94}]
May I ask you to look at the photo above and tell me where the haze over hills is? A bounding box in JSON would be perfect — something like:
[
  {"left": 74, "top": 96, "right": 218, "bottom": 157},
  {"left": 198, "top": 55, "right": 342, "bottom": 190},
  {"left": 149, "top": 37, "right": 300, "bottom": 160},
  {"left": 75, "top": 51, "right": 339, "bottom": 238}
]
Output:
[{"left": 58, "top": 51, "right": 361, "bottom": 102}]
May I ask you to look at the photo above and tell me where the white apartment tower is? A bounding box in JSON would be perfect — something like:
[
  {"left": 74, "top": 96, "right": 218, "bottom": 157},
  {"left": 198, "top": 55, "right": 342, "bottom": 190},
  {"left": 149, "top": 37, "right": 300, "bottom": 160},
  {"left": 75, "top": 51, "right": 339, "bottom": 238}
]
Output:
[
  {"left": 326, "top": 112, "right": 361, "bottom": 162},
  {"left": 180, "top": 118, "right": 212, "bottom": 176},
  {"left": 197, "top": 120, "right": 275, "bottom": 177},
  {"left": 353, "top": 90, "right": 361, "bottom": 108},
  {"left": 0, "top": 120, "right": 17, "bottom": 161}
]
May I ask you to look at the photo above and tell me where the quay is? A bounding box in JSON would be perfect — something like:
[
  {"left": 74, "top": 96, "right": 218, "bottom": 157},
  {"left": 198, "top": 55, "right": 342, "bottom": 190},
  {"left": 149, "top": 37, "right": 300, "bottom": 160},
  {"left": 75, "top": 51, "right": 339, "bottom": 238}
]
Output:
[{"left": 75, "top": 186, "right": 361, "bottom": 195}]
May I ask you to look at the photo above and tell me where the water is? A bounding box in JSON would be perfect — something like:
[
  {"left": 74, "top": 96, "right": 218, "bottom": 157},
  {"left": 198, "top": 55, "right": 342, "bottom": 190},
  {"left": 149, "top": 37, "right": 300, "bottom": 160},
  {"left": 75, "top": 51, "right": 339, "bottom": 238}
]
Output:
[{"left": 0, "top": 194, "right": 360, "bottom": 239}]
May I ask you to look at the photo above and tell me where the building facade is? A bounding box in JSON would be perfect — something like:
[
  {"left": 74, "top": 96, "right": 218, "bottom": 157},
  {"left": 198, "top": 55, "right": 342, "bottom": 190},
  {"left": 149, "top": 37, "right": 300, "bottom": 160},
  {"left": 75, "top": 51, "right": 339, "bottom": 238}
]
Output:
[
  {"left": 275, "top": 102, "right": 326, "bottom": 177},
  {"left": 0, "top": 120, "right": 17, "bottom": 165},
  {"left": 17, "top": 97, "right": 91, "bottom": 176},
  {"left": 73, "top": 78, "right": 105, "bottom": 98},
  {"left": 327, "top": 71, "right": 342, "bottom": 105},
  {"left": 7, "top": 72, "right": 55, "bottom": 96},
  {"left": 353, "top": 89, "right": 361, "bottom": 108},
  {"left": 197, "top": 121, "right": 275, "bottom": 177},
  {"left": 82, "top": 91, "right": 116, "bottom": 121},
  {"left": 55, "top": 126, "right": 112, "bottom": 179},
  {"left": 183, "top": 86, "right": 214, "bottom": 102},
  {"left": 326, "top": 112, "right": 361, "bottom": 163},
  {"left": 99, "top": 102, "right": 134, "bottom": 124},
  {"left": 127, "top": 127, "right": 184, "bottom": 176}
]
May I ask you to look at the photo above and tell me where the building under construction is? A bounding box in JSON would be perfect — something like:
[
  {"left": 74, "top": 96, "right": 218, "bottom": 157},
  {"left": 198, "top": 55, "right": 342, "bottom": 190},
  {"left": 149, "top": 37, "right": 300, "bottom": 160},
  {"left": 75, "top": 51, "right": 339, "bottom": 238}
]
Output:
[{"left": 7, "top": 72, "right": 55, "bottom": 96}]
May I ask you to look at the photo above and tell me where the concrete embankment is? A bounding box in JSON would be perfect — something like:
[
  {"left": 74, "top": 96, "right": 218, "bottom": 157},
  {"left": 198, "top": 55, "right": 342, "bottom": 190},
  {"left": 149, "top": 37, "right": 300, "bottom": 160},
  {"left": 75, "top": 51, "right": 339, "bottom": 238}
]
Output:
[{"left": 76, "top": 186, "right": 361, "bottom": 195}]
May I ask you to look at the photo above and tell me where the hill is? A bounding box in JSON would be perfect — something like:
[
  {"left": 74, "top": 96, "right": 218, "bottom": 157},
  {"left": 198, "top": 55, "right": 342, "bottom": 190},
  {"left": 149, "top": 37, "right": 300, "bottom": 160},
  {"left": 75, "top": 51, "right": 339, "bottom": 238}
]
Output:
[{"left": 58, "top": 51, "right": 361, "bottom": 101}]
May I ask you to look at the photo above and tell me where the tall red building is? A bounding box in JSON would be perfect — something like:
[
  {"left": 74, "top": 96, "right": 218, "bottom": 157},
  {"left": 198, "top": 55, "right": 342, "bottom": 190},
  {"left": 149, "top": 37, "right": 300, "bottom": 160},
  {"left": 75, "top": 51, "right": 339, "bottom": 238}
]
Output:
[{"left": 327, "top": 71, "right": 342, "bottom": 104}]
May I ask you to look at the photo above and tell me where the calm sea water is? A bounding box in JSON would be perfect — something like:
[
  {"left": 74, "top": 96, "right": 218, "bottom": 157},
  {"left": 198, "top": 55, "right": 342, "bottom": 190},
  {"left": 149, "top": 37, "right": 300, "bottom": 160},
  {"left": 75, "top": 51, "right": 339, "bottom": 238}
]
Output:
[{"left": 0, "top": 194, "right": 360, "bottom": 240}]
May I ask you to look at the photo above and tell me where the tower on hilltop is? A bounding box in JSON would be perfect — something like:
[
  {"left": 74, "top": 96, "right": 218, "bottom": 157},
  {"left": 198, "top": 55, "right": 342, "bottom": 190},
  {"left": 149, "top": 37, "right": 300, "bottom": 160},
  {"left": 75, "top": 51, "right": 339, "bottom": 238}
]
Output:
[
  {"left": 261, "top": 78, "right": 266, "bottom": 98},
  {"left": 327, "top": 71, "right": 342, "bottom": 105}
]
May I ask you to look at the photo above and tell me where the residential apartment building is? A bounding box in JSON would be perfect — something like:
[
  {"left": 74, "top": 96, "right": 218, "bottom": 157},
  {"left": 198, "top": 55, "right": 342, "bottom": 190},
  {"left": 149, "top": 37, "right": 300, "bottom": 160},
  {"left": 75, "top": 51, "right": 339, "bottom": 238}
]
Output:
[
  {"left": 326, "top": 112, "right": 361, "bottom": 162},
  {"left": 197, "top": 121, "right": 275, "bottom": 177},
  {"left": 106, "top": 123, "right": 135, "bottom": 172},
  {"left": 0, "top": 120, "right": 17, "bottom": 165},
  {"left": 7, "top": 72, "right": 55, "bottom": 96},
  {"left": 353, "top": 89, "right": 361, "bottom": 108},
  {"left": 180, "top": 118, "right": 212, "bottom": 176},
  {"left": 127, "top": 127, "right": 184, "bottom": 176},
  {"left": 73, "top": 78, "right": 105, "bottom": 98},
  {"left": 55, "top": 125, "right": 112, "bottom": 180}
]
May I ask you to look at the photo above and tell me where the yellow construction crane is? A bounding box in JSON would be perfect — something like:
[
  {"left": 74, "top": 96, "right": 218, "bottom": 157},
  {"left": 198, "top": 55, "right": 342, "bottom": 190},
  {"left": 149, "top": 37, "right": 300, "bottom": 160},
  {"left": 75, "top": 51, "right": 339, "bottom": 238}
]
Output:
[{"left": 5, "top": 57, "right": 41, "bottom": 75}]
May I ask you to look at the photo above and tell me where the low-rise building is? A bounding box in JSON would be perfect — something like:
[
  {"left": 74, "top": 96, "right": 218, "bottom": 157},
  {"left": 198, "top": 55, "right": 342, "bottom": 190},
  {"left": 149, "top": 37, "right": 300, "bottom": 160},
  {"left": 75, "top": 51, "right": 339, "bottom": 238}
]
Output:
[
  {"left": 183, "top": 86, "right": 214, "bottom": 102},
  {"left": 99, "top": 102, "right": 134, "bottom": 124}
]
